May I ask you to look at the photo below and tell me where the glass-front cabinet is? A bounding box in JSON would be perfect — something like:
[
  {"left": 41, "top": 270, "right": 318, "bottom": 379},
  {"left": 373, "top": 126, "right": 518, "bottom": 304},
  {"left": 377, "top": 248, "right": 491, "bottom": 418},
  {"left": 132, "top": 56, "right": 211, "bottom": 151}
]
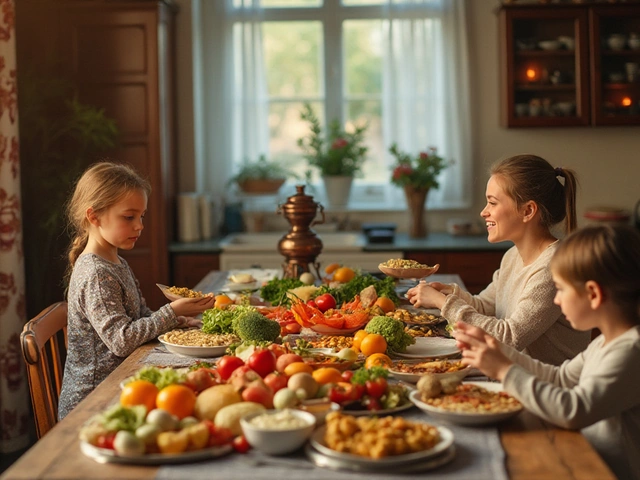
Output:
[{"left": 499, "top": 3, "right": 640, "bottom": 128}]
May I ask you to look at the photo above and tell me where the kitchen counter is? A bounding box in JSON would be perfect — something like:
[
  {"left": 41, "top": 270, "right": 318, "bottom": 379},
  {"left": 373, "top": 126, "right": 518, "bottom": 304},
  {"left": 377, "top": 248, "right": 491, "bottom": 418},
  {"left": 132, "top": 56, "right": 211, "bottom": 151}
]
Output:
[{"left": 169, "top": 232, "right": 512, "bottom": 254}]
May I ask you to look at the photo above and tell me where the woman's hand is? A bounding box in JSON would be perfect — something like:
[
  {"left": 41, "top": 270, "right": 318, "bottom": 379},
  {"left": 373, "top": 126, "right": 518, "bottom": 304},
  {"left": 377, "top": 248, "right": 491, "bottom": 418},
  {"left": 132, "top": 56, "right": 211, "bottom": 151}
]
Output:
[
  {"left": 453, "top": 321, "right": 512, "bottom": 381},
  {"left": 170, "top": 295, "right": 215, "bottom": 317},
  {"left": 406, "top": 281, "right": 447, "bottom": 309}
]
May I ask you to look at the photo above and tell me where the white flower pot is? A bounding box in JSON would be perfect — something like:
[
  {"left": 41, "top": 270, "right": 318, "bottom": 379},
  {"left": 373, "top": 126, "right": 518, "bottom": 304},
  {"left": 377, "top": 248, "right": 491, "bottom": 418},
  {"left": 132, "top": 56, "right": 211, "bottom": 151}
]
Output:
[{"left": 322, "top": 175, "right": 353, "bottom": 208}]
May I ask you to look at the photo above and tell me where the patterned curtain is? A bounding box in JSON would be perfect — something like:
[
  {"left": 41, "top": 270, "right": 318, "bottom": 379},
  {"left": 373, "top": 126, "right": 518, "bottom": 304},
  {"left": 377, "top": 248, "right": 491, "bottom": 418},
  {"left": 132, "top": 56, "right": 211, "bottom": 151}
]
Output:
[{"left": 0, "top": 0, "right": 30, "bottom": 454}]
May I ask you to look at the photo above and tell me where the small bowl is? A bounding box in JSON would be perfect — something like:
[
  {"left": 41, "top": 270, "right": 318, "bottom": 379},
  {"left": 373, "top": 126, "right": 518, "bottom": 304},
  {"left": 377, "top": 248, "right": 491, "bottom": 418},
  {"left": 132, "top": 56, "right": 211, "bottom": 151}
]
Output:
[
  {"left": 555, "top": 102, "right": 575, "bottom": 116},
  {"left": 557, "top": 36, "right": 575, "bottom": 50},
  {"left": 297, "top": 399, "right": 341, "bottom": 425},
  {"left": 240, "top": 409, "right": 316, "bottom": 455},
  {"left": 538, "top": 40, "right": 561, "bottom": 51}
]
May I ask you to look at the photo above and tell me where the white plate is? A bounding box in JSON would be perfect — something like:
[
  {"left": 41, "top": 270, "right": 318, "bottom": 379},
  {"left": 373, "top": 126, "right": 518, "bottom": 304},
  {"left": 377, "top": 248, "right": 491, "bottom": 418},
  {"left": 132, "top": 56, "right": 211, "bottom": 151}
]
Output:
[
  {"left": 220, "top": 281, "right": 259, "bottom": 292},
  {"left": 394, "top": 337, "right": 460, "bottom": 359},
  {"left": 409, "top": 382, "right": 523, "bottom": 426},
  {"left": 389, "top": 363, "right": 470, "bottom": 384},
  {"left": 309, "top": 423, "right": 454, "bottom": 466},
  {"left": 342, "top": 400, "right": 414, "bottom": 417},
  {"left": 80, "top": 441, "right": 232, "bottom": 465},
  {"left": 158, "top": 335, "right": 229, "bottom": 358}
]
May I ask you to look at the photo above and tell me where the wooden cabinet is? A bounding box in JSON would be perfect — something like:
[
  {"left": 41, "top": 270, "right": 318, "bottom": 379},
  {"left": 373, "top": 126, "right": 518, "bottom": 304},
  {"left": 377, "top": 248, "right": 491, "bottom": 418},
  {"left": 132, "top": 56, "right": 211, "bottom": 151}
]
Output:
[
  {"left": 499, "top": 3, "right": 640, "bottom": 128},
  {"left": 172, "top": 254, "right": 220, "bottom": 290},
  {"left": 404, "top": 251, "right": 504, "bottom": 294},
  {"left": 59, "top": 0, "right": 177, "bottom": 308}
]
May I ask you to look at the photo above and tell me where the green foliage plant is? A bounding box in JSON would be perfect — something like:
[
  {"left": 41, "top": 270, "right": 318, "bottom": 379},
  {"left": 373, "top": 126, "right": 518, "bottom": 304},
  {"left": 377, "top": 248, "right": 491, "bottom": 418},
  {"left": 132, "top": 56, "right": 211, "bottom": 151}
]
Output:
[
  {"left": 389, "top": 143, "right": 451, "bottom": 191},
  {"left": 228, "top": 154, "right": 296, "bottom": 185},
  {"left": 297, "top": 103, "right": 369, "bottom": 177}
]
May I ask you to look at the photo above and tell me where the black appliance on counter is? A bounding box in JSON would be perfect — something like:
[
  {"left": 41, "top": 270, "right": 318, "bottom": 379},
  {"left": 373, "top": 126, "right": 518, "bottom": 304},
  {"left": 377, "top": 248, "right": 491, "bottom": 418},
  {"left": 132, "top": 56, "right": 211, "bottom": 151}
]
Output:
[{"left": 361, "top": 222, "right": 397, "bottom": 244}]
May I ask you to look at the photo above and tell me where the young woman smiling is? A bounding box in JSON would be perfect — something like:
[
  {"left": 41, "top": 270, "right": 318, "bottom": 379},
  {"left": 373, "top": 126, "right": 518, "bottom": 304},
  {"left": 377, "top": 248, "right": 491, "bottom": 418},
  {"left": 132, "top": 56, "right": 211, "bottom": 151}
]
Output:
[{"left": 406, "top": 155, "right": 591, "bottom": 365}]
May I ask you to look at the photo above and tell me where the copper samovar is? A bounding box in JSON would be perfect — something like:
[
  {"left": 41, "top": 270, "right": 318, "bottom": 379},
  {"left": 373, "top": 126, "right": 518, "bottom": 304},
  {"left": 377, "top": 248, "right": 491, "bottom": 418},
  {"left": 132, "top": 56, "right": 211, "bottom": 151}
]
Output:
[{"left": 276, "top": 185, "right": 325, "bottom": 279}]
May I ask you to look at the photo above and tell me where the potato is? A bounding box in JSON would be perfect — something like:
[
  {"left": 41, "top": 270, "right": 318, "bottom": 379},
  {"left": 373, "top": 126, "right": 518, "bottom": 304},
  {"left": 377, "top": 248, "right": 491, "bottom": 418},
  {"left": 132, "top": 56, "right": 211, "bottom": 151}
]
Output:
[
  {"left": 214, "top": 402, "right": 266, "bottom": 436},
  {"left": 194, "top": 384, "right": 242, "bottom": 421}
]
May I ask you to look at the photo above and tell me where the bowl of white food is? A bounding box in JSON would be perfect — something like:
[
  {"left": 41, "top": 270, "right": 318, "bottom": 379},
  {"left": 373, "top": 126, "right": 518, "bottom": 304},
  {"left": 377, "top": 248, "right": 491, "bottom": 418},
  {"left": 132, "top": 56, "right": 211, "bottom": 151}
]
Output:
[
  {"left": 240, "top": 409, "right": 316, "bottom": 455},
  {"left": 538, "top": 40, "right": 561, "bottom": 51}
]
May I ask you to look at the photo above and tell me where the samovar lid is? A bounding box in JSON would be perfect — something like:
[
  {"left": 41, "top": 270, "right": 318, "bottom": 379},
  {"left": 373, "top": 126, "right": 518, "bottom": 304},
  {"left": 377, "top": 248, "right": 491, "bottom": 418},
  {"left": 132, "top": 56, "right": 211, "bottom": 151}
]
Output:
[{"left": 281, "top": 184, "right": 319, "bottom": 208}]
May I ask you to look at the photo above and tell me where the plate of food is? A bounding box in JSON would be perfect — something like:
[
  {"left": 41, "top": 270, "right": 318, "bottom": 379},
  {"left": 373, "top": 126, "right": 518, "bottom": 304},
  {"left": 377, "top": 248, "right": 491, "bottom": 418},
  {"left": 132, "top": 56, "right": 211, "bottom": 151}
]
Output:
[
  {"left": 388, "top": 307, "right": 445, "bottom": 326},
  {"left": 220, "top": 273, "right": 259, "bottom": 292},
  {"left": 303, "top": 353, "right": 355, "bottom": 372},
  {"left": 80, "top": 440, "right": 232, "bottom": 465},
  {"left": 409, "top": 381, "right": 523, "bottom": 426},
  {"left": 389, "top": 359, "right": 470, "bottom": 384},
  {"left": 394, "top": 337, "right": 460, "bottom": 359},
  {"left": 158, "top": 330, "right": 238, "bottom": 358},
  {"left": 156, "top": 284, "right": 212, "bottom": 302},
  {"left": 378, "top": 260, "right": 440, "bottom": 279},
  {"left": 307, "top": 324, "right": 361, "bottom": 335},
  {"left": 309, "top": 415, "right": 454, "bottom": 466}
]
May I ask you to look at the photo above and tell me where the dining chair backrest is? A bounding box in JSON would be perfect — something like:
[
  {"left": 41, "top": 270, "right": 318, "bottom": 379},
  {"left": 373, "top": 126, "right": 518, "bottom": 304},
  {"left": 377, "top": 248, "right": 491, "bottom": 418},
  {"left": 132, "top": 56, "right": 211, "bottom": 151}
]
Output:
[{"left": 20, "top": 301, "right": 68, "bottom": 438}]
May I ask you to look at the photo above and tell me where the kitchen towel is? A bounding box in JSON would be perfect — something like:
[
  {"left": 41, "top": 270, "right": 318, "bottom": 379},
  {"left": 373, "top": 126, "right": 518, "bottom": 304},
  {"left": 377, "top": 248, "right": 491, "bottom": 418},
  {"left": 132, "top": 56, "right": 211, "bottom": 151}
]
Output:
[{"left": 177, "top": 193, "right": 201, "bottom": 242}]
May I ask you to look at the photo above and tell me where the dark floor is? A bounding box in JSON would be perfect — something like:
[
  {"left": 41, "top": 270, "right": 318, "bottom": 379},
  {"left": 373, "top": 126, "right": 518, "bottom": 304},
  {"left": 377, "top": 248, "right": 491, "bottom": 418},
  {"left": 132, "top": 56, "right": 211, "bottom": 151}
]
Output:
[{"left": 0, "top": 444, "right": 31, "bottom": 474}]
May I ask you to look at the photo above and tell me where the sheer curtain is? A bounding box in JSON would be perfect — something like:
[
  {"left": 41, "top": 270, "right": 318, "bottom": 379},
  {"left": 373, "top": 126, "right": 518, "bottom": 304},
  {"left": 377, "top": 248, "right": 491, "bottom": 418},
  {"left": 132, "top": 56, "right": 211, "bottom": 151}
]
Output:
[{"left": 382, "top": 0, "right": 472, "bottom": 209}]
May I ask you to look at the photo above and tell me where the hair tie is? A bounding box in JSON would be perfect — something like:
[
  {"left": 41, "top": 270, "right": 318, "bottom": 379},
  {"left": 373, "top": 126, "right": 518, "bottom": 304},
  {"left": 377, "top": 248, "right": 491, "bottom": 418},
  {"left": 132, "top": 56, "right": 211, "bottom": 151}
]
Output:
[{"left": 555, "top": 167, "right": 563, "bottom": 176}]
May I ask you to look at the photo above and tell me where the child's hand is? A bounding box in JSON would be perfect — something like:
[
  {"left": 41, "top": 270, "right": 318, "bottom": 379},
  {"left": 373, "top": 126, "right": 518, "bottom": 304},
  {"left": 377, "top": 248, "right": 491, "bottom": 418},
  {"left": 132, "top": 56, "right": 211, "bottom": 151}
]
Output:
[
  {"left": 170, "top": 296, "right": 215, "bottom": 317},
  {"left": 425, "top": 281, "right": 454, "bottom": 295},
  {"left": 453, "top": 321, "right": 513, "bottom": 381}
]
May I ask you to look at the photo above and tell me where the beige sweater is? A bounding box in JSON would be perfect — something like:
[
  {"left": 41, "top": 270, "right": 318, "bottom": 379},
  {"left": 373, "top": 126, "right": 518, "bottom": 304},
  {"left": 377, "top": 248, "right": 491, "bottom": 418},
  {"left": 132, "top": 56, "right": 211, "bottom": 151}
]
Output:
[
  {"left": 441, "top": 243, "right": 590, "bottom": 365},
  {"left": 502, "top": 326, "right": 640, "bottom": 480}
]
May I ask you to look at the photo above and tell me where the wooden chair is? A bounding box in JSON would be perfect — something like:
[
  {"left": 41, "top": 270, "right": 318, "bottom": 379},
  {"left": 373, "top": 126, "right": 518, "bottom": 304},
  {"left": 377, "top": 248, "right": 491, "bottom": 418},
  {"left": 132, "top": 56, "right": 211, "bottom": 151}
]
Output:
[{"left": 20, "top": 302, "right": 68, "bottom": 438}]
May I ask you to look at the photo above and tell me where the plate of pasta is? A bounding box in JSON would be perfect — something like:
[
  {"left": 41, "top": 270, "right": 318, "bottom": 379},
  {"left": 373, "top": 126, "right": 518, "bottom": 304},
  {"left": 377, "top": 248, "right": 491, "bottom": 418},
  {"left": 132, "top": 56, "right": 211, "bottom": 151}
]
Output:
[
  {"left": 158, "top": 330, "right": 239, "bottom": 358},
  {"left": 409, "top": 381, "right": 523, "bottom": 426}
]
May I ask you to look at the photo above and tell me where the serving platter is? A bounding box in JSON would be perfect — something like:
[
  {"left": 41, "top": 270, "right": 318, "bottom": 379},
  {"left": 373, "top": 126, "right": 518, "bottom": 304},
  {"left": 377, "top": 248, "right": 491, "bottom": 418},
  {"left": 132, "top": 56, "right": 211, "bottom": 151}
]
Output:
[
  {"left": 378, "top": 263, "right": 440, "bottom": 279},
  {"left": 389, "top": 360, "right": 470, "bottom": 384},
  {"left": 158, "top": 335, "right": 229, "bottom": 358},
  {"left": 394, "top": 337, "right": 460, "bottom": 359},
  {"left": 80, "top": 441, "right": 232, "bottom": 465},
  {"left": 341, "top": 399, "right": 414, "bottom": 417},
  {"left": 305, "top": 443, "right": 455, "bottom": 473},
  {"left": 409, "top": 382, "right": 523, "bottom": 426},
  {"left": 308, "top": 424, "right": 454, "bottom": 467},
  {"left": 220, "top": 280, "right": 259, "bottom": 292}
]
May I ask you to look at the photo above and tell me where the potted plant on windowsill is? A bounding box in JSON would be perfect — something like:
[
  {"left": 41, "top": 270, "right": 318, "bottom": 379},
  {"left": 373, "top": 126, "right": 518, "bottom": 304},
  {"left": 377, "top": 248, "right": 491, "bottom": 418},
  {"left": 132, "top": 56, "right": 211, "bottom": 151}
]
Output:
[
  {"left": 297, "top": 103, "right": 368, "bottom": 208},
  {"left": 389, "top": 143, "right": 451, "bottom": 238},
  {"left": 229, "top": 155, "right": 296, "bottom": 194}
]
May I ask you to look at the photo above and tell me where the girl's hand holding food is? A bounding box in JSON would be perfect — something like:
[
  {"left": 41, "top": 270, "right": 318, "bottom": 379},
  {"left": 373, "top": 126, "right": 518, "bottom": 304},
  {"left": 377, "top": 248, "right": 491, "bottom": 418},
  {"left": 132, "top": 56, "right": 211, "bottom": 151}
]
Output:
[
  {"left": 453, "top": 321, "right": 513, "bottom": 381},
  {"left": 406, "top": 281, "right": 447, "bottom": 310},
  {"left": 170, "top": 296, "right": 216, "bottom": 317}
]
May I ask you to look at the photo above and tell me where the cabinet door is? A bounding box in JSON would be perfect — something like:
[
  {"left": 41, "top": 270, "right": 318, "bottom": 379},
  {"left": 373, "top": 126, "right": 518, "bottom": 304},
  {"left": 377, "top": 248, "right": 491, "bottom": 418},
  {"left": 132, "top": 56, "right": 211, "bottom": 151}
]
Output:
[
  {"left": 172, "top": 254, "right": 220, "bottom": 289},
  {"left": 590, "top": 6, "right": 640, "bottom": 126},
  {"left": 500, "top": 7, "right": 590, "bottom": 128}
]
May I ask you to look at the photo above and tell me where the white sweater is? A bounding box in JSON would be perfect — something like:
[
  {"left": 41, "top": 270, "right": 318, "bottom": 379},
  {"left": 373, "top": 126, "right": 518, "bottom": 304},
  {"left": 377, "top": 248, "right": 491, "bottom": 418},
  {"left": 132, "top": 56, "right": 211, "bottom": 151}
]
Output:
[{"left": 441, "top": 244, "right": 590, "bottom": 365}]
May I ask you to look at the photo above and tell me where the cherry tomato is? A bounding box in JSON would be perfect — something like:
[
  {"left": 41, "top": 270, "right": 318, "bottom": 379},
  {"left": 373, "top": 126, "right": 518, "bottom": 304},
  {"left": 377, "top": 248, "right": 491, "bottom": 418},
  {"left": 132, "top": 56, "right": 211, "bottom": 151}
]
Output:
[
  {"left": 216, "top": 355, "right": 245, "bottom": 380},
  {"left": 307, "top": 299, "right": 318, "bottom": 309},
  {"left": 203, "top": 420, "right": 234, "bottom": 447},
  {"left": 96, "top": 433, "right": 116, "bottom": 450},
  {"left": 341, "top": 370, "right": 354, "bottom": 382},
  {"left": 314, "top": 293, "right": 337, "bottom": 313},
  {"left": 363, "top": 397, "right": 383, "bottom": 411},
  {"left": 365, "top": 377, "right": 388, "bottom": 399},
  {"left": 232, "top": 435, "right": 251, "bottom": 453},
  {"left": 328, "top": 382, "right": 358, "bottom": 405}
]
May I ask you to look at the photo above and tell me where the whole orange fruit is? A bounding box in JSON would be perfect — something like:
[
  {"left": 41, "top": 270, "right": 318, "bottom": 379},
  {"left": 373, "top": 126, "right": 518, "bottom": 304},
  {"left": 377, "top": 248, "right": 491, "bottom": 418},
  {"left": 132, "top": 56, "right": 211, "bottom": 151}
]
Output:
[
  {"left": 374, "top": 297, "right": 396, "bottom": 314},
  {"left": 312, "top": 367, "right": 343, "bottom": 385},
  {"left": 352, "top": 329, "right": 369, "bottom": 351},
  {"left": 120, "top": 380, "right": 159, "bottom": 412},
  {"left": 156, "top": 384, "right": 197, "bottom": 419},
  {"left": 324, "top": 263, "right": 341, "bottom": 274},
  {"left": 359, "top": 333, "right": 388, "bottom": 357},
  {"left": 333, "top": 267, "right": 356, "bottom": 284},
  {"left": 365, "top": 353, "right": 393, "bottom": 369},
  {"left": 214, "top": 294, "right": 234, "bottom": 309},
  {"left": 284, "top": 361, "right": 314, "bottom": 376}
]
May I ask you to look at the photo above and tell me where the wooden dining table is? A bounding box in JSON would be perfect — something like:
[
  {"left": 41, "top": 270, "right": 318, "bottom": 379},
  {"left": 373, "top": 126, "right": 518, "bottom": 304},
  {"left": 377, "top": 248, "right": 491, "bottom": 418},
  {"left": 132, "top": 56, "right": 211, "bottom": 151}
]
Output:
[{"left": 1, "top": 271, "right": 616, "bottom": 479}]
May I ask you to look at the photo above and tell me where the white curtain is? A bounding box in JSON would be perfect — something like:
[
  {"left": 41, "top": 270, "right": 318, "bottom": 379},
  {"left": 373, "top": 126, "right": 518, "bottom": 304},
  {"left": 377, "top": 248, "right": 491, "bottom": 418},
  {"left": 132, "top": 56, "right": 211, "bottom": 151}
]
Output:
[
  {"left": 0, "top": 0, "right": 30, "bottom": 453},
  {"left": 382, "top": 0, "right": 472, "bottom": 209}
]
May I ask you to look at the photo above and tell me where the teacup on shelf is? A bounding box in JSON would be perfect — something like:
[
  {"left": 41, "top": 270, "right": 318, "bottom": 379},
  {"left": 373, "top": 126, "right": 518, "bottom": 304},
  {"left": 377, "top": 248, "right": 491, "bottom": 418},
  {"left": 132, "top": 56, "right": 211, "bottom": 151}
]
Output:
[
  {"left": 557, "top": 36, "right": 575, "bottom": 50},
  {"left": 538, "top": 40, "right": 561, "bottom": 51}
]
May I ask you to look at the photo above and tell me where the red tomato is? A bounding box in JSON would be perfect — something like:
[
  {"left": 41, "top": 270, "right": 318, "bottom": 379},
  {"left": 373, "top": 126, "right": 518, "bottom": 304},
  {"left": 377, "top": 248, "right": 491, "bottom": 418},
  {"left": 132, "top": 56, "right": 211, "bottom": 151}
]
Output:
[
  {"left": 314, "top": 293, "right": 337, "bottom": 312},
  {"left": 202, "top": 420, "right": 234, "bottom": 447},
  {"left": 364, "top": 397, "right": 383, "bottom": 411},
  {"left": 341, "top": 370, "right": 354, "bottom": 382},
  {"left": 247, "top": 349, "right": 277, "bottom": 378},
  {"left": 96, "top": 433, "right": 116, "bottom": 450},
  {"left": 327, "top": 382, "right": 358, "bottom": 405},
  {"left": 216, "top": 355, "right": 245, "bottom": 380},
  {"left": 307, "top": 299, "right": 318, "bottom": 309},
  {"left": 232, "top": 435, "right": 251, "bottom": 453},
  {"left": 365, "top": 377, "right": 388, "bottom": 399},
  {"left": 264, "top": 372, "right": 289, "bottom": 393}
]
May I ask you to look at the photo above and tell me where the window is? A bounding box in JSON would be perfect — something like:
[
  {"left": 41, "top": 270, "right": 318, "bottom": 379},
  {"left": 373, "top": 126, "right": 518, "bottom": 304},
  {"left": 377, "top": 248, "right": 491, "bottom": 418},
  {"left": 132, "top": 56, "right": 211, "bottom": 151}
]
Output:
[{"left": 195, "top": 0, "right": 472, "bottom": 210}]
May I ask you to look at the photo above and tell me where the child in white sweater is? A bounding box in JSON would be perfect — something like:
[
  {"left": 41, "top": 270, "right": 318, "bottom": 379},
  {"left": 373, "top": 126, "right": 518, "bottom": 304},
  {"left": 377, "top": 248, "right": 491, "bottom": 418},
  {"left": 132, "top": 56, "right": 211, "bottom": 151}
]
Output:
[{"left": 454, "top": 224, "right": 640, "bottom": 480}]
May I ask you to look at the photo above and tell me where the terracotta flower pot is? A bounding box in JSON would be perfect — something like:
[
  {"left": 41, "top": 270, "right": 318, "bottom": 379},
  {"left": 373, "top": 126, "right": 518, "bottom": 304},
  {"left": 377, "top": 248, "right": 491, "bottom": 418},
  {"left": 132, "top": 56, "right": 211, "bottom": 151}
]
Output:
[
  {"left": 404, "top": 185, "right": 429, "bottom": 238},
  {"left": 237, "top": 178, "right": 285, "bottom": 194}
]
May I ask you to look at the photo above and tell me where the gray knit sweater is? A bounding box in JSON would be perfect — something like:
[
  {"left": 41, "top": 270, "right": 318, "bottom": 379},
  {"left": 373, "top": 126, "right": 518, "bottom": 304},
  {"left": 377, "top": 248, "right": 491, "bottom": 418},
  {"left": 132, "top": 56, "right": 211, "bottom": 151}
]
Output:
[
  {"left": 441, "top": 243, "right": 590, "bottom": 365},
  {"left": 58, "top": 253, "right": 179, "bottom": 419}
]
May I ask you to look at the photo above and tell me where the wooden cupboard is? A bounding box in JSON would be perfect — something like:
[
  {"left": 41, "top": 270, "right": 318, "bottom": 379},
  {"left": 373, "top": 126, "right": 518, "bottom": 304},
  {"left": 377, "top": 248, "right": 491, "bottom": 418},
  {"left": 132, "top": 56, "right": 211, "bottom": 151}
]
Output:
[{"left": 499, "top": 3, "right": 640, "bottom": 128}]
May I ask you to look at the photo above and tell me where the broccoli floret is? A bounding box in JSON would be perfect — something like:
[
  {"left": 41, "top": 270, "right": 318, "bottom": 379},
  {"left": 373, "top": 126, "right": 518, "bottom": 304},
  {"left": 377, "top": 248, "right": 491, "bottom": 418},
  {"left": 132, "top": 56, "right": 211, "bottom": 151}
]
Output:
[
  {"left": 232, "top": 311, "right": 281, "bottom": 343},
  {"left": 365, "top": 316, "right": 414, "bottom": 353}
]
